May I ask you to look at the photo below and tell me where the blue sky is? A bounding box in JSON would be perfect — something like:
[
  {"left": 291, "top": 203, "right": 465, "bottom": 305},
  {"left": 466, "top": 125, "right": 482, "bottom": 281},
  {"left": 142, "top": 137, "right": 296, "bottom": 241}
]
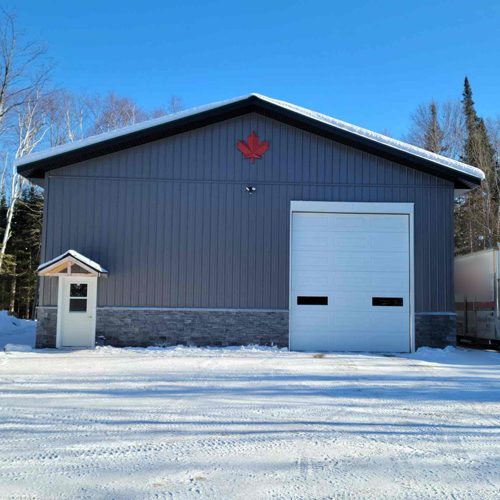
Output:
[{"left": 16, "top": 0, "right": 500, "bottom": 138}]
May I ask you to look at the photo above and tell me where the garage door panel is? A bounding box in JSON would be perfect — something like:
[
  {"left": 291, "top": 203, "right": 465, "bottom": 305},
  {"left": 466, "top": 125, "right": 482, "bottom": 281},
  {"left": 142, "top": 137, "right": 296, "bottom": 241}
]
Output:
[
  {"left": 290, "top": 210, "right": 411, "bottom": 353},
  {"left": 292, "top": 270, "right": 330, "bottom": 290},
  {"left": 293, "top": 271, "right": 409, "bottom": 293},
  {"left": 371, "top": 293, "right": 408, "bottom": 307},
  {"left": 338, "top": 293, "right": 408, "bottom": 312},
  {"left": 293, "top": 225, "right": 408, "bottom": 252},
  {"left": 368, "top": 272, "right": 409, "bottom": 291},
  {"left": 291, "top": 292, "right": 409, "bottom": 313},
  {"left": 291, "top": 330, "right": 409, "bottom": 353},
  {"left": 330, "top": 232, "right": 408, "bottom": 252},
  {"left": 327, "top": 333, "right": 408, "bottom": 352},
  {"left": 369, "top": 252, "right": 408, "bottom": 272},
  {"left": 344, "top": 275, "right": 407, "bottom": 292},
  {"left": 293, "top": 250, "right": 334, "bottom": 269},
  {"left": 333, "top": 252, "right": 372, "bottom": 270},
  {"left": 369, "top": 312, "right": 409, "bottom": 332},
  {"left": 293, "top": 310, "right": 332, "bottom": 332},
  {"left": 292, "top": 232, "right": 330, "bottom": 250},
  {"left": 365, "top": 232, "right": 409, "bottom": 252},
  {"left": 291, "top": 334, "right": 336, "bottom": 352},
  {"left": 333, "top": 313, "right": 371, "bottom": 331},
  {"left": 330, "top": 271, "right": 407, "bottom": 292},
  {"left": 292, "top": 214, "right": 332, "bottom": 232},
  {"left": 331, "top": 272, "right": 367, "bottom": 290},
  {"left": 295, "top": 233, "right": 407, "bottom": 254},
  {"left": 329, "top": 292, "right": 367, "bottom": 310},
  {"left": 294, "top": 213, "right": 408, "bottom": 231},
  {"left": 331, "top": 234, "right": 368, "bottom": 250},
  {"left": 292, "top": 292, "right": 331, "bottom": 304},
  {"left": 366, "top": 215, "right": 408, "bottom": 232},
  {"left": 330, "top": 215, "right": 365, "bottom": 230},
  {"left": 332, "top": 252, "right": 407, "bottom": 273}
]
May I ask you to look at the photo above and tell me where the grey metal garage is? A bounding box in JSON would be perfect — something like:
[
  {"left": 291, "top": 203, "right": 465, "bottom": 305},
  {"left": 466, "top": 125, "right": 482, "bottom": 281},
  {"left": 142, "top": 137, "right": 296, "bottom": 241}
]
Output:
[{"left": 16, "top": 94, "right": 484, "bottom": 351}]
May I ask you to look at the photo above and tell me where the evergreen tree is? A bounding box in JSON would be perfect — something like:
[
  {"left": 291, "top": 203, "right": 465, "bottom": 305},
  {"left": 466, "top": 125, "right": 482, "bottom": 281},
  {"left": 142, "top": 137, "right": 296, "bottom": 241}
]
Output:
[
  {"left": 462, "top": 77, "right": 476, "bottom": 151},
  {"left": 5, "top": 187, "right": 43, "bottom": 318},
  {"left": 455, "top": 77, "right": 499, "bottom": 253},
  {"left": 462, "top": 77, "right": 497, "bottom": 176},
  {"left": 0, "top": 185, "right": 7, "bottom": 310}
]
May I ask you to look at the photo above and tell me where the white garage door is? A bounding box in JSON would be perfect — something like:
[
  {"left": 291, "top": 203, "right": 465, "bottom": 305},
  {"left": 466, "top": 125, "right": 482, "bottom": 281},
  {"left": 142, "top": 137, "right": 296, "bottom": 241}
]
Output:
[{"left": 290, "top": 212, "right": 411, "bottom": 352}]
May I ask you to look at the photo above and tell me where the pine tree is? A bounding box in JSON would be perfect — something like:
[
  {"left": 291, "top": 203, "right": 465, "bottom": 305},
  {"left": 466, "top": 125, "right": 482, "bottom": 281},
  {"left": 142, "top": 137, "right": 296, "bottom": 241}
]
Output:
[
  {"left": 462, "top": 77, "right": 497, "bottom": 176},
  {"left": 462, "top": 77, "right": 476, "bottom": 152},
  {"left": 0, "top": 186, "right": 7, "bottom": 309},
  {"left": 6, "top": 187, "right": 43, "bottom": 318},
  {"left": 455, "top": 77, "right": 499, "bottom": 253}
]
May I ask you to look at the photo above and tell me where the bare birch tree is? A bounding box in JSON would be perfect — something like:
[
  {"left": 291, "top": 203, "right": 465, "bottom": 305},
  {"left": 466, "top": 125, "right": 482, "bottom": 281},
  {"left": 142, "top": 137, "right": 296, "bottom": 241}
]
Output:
[
  {"left": 87, "top": 92, "right": 148, "bottom": 134},
  {"left": 405, "top": 99, "right": 465, "bottom": 158},
  {"left": 0, "top": 90, "right": 49, "bottom": 271},
  {"left": 0, "top": 10, "right": 48, "bottom": 137},
  {"left": 44, "top": 89, "right": 91, "bottom": 146},
  {"left": 486, "top": 117, "right": 500, "bottom": 163},
  {"left": 169, "top": 95, "right": 183, "bottom": 114},
  {"left": 0, "top": 10, "right": 50, "bottom": 273}
]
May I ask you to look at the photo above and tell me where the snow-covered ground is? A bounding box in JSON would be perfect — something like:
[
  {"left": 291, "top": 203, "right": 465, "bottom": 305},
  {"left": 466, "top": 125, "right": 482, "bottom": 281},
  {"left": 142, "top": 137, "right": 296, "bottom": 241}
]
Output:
[
  {"left": 0, "top": 310, "right": 35, "bottom": 349},
  {"left": 0, "top": 345, "right": 498, "bottom": 498}
]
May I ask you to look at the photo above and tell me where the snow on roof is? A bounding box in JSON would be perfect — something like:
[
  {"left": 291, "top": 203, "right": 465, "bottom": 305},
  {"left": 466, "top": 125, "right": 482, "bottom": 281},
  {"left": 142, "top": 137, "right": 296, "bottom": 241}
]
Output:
[
  {"left": 15, "top": 93, "right": 484, "bottom": 182},
  {"left": 38, "top": 249, "right": 108, "bottom": 274},
  {"left": 15, "top": 95, "right": 248, "bottom": 168},
  {"left": 255, "top": 94, "right": 484, "bottom": 181}
]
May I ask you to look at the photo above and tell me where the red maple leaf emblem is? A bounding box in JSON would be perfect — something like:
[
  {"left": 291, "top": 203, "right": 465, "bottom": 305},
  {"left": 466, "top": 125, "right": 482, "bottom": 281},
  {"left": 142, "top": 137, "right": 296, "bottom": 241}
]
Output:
[{"left": 237, "top": 131, "right": 269, "bottom": 163}]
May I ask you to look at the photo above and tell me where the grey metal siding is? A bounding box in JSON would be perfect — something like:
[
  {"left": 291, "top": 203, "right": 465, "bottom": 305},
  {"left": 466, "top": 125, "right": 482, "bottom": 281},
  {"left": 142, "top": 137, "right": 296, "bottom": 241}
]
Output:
[{"left": 39, "top": 113, "right": 455, "bottom": 312}]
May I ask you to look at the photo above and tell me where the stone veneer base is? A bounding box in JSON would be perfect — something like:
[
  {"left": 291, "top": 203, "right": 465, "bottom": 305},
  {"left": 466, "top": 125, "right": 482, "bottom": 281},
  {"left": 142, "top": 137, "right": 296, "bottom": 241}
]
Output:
[
  {"left": 35, "top": 307, "right": 455, "bottom": 350},
  {"left": 414, "top": 313, "right": 456, "bottom": 348}
]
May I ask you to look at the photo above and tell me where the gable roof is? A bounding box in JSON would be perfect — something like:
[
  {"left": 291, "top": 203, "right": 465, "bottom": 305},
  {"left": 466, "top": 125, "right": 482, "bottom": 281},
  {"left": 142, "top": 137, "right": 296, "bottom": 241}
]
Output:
[
  {"left": 16, "top": 93, "right": 484, "bottom": 188},
  {"left": 38, "top": 249, "right": 108, "bottom": 276}
]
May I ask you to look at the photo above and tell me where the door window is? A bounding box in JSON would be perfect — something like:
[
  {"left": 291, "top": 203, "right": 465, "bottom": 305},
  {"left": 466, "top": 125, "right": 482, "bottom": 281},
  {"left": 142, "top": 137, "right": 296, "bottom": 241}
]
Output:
[{"left": 69, "top": 283, "right": 88, "bottom": 312}]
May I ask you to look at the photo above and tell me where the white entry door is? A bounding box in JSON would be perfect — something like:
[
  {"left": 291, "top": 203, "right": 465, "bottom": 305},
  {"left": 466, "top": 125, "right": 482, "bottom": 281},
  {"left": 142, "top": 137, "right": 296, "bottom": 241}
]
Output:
[
  {"left": 290, "top": 210, "right": 411, "bottom": 353},
  {"left": 57, "top": 276, "right": 97, "bottom": 347}
]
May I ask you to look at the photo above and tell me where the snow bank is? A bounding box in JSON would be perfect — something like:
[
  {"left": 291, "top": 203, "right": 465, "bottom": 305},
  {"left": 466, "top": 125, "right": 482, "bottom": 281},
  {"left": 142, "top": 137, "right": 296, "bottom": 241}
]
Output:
[
  {"left": 3, "top": 343, "right": 33, "bottom": 352},
  {"left": 93, "top": 343, "right": 500, "bottom": 366},
  {"left": 0, "top": 310, "right": 36, "bottom": 349},
  {"left": 405, "top": 345, "right": 500, "bottom": 365},
  {"left": 93, "top": 344, "right": 289, "bottom": 358}
]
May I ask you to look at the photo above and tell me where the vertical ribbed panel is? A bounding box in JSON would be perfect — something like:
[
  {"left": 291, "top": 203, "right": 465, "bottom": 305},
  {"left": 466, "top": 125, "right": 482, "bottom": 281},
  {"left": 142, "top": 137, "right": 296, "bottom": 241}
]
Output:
[{"left": 39, "top": 113, "right": 455, "bottom": 312}]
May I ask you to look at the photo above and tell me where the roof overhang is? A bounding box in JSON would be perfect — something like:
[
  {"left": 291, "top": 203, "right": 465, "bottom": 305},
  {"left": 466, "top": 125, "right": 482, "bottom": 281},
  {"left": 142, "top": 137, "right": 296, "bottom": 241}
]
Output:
[
  {"left": 38, "top": 250, "right": 108, "bottom": 277},
  {"left": 16, "top": 94, "right": 484, "bottom": 189}
]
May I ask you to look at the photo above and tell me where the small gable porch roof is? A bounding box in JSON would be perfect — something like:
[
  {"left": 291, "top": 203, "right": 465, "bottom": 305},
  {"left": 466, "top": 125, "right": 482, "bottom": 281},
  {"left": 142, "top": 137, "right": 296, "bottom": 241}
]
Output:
[{"left": 38, "top": 250, "right": 108, "bottom": 277}]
